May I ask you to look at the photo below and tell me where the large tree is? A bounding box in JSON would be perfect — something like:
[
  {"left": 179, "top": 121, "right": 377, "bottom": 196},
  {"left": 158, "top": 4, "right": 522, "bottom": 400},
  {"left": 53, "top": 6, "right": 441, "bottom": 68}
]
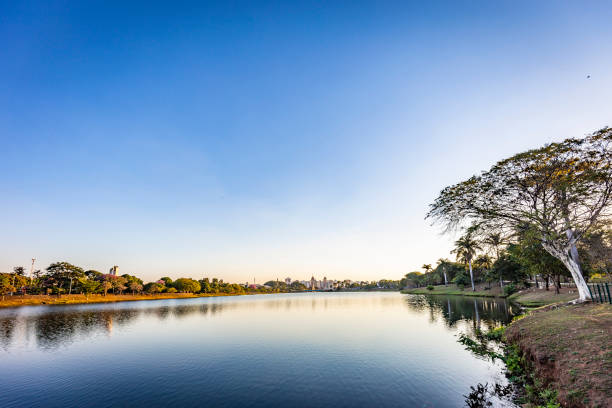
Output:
[
  {"left": 46, "top": 262, "right": 85, "bottom": 295},
  {"left": 427, "top": 128, "right": 612, "bottom": 301}
]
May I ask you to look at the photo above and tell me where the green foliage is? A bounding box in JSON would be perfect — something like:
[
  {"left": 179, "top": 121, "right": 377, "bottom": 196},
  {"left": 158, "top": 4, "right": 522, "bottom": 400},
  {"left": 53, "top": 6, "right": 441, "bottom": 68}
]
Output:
[
  {"left": 79, "top": 278, "right": 100, "bottom": 295},
  {"left": 503, "top": 283, "right": 517, "bottom": 296},
  {"left": 452, "top": 271, "right": 470, "bottom": 287},
  {"left": 144, "top": 282, "right": 164, "bottom": 293},
  {"left": 165, "top": 287, "right": 177, "bottom": 293},
  {"left": 427, "top": 128, "right": 612, "bottom": 297},
  {"left": 502, "top": 345, "right": 524, "bottom": 380},
  {"left": 485, "top": 326, "right": 505, "bottom": 341},
  {"left": 290, "top": 281, "right": 307, "bottom": 291},
  {"left": 426, "top": 285, "right": 434, "bottom": 291},
  {"left": 0, "top": 274, "right": 16, "bottom": 297},
  {"left": 173, "top": 278, "right": 201, "bottom": 293}
]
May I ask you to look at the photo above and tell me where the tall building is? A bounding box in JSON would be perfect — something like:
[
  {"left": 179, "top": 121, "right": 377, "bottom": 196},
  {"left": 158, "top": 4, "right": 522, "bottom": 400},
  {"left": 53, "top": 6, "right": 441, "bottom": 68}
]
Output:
[
  {"left": 310, "top": 276, "right": 316, "bottom": 290},
  {"left": 109, "top": 265, "right": 119, "bottom": 276},
  {"left": 285, "top": 277, "right": 291, "bottom": 286}
]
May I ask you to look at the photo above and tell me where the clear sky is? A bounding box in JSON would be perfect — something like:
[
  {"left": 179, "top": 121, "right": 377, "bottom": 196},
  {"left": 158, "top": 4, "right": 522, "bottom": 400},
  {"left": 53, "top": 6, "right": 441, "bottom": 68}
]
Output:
[{"left": 1, "top": 1, "right": 611, "bottom": 283}]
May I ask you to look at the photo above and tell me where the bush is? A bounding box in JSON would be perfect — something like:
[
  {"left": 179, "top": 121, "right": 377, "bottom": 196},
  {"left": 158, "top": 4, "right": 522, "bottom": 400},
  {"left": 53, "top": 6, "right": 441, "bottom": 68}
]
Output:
[
  {"left": 173, "top": 278, "right": 201, "bottom": 293},
  {"left": 452, "top": 271, "right": 470, "bottom": 287},
  {"left": 458, "top": 284, "right": 465, "bottom": 291},
  {"left": 165, "top": 287, "right": 177, "bottom": 293},
  {"left": 503, "top": 283, "right": 517, "bottom": 296},
  {"left": 426, "top": 285, "right": 434, "bottom": 291}
]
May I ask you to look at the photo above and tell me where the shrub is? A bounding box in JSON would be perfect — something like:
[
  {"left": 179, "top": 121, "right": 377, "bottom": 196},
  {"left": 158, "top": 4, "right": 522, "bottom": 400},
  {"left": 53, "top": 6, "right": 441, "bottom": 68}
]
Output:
[
  {"left": 503, "top": 283, "right": 517, "bottom": 296},
  {"left": 173, "top": 278, "right": 201, "bottom": 293},
  {"left": 453, "top": 271, "right": 470, "bottom": 287},
  {"left": 458, "top": 284, "right": 465, "bottom": 291},
  {"left": 426, "top": 285, "right": 434, "bottom": 291},
  {"left": 485, "top": 326, "right": 505, "bottom": 341},
  {"left": 165, "top": 287, "right": 177, "bottom": 293}
]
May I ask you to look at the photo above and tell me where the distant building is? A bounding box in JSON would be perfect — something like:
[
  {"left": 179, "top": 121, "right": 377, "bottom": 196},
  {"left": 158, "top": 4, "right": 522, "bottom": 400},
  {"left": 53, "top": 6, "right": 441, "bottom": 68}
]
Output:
[
  {"left": 285, "top": 277, "right": 291, "bottom": 286},
  {"left": 310, "top": 276, "right": 317, "bottom": 290},
  {"left": 109, "top": 265, "right": 119, "bottom": 276}
]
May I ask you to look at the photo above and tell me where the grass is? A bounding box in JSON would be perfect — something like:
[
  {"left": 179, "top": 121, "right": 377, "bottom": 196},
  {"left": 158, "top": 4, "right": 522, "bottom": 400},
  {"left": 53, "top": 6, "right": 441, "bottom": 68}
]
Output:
[
  {"left": 402, "top": 283, "right": 506, "bottom": 298},
  {"left": 0, "top": 292, "right": 254, "bottom": 308},
  {"left": 508, "top": 287, "right": 579, "bottom": 308},
  {"left": 504, "top": 303, "right": 612, "bottom": 408},
  {"left": 403, "top": 284, "right": 583, "bottom": 308}
]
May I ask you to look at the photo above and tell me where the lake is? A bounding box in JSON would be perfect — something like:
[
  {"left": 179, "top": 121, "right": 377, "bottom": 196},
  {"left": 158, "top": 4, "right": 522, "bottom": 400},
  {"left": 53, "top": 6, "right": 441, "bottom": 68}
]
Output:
[{"left": 0, "top": 292, "right": 520, "bottom": 407}]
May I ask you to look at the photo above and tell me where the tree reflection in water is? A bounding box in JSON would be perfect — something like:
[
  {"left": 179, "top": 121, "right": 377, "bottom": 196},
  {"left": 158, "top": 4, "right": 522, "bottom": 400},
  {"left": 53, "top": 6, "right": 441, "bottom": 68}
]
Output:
[
  {"left": 0, "top": 294, "right": 519, "bottom": 352},
  {"left": 0, "top": 301, "right": 230, "bottom": 350},
  {"left": 403, "top": 294, "right": 519, "bottom": 334}
]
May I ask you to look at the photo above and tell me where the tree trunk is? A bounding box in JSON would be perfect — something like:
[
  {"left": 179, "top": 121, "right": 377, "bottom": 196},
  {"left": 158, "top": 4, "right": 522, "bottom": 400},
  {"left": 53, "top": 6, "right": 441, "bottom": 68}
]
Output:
[
  {"left": 545, "top": 276, "right": 549, "bottom": 291},
  {"left": 443, "top": 272, "right": 448, "bottom": 286},
  {"left": 69, "top": 278, "right": 73, "bottom": 295},
  {"left": 555, "top": 275, "right": 560, "bottom": 295},
  {"left": 534, "top": 274, "right": 538, "bottom": 289},
  {"left": 499, "top": 274, "right": 503, "bottom": 289},
  {"left": 542, "top": 241, "right": 591, "bottom": 301},
  {"left": 468, "top": 259, "right": 475, "bottom": 291}
]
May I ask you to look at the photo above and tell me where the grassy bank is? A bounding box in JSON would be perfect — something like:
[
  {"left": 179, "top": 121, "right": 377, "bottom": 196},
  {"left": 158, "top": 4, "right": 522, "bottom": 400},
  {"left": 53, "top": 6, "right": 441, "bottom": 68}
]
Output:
[
  {"left": 504, "top": 303, "right": 612, "bottom": 407},
  {"left": 0, "top": 292, "right": 261, "bottom": 308},
  {"left": 508, "top": 287, "right": 579, "bottom": 308},
  {"left": 402, "top": 283, "right": 506, "bottom": 298}
]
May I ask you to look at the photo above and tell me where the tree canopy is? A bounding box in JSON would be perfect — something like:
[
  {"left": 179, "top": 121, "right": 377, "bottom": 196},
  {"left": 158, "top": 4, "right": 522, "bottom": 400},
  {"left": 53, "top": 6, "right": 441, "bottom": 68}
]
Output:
[{"left": 427, "top": 128, "right": 612, "bottom": 300}]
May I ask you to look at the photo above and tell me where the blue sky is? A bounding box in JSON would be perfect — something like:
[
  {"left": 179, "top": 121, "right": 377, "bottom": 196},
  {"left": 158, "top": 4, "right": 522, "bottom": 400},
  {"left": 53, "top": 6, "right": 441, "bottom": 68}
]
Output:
[{"left": 2, "top": 1, "right": 611, "bottom": 282}]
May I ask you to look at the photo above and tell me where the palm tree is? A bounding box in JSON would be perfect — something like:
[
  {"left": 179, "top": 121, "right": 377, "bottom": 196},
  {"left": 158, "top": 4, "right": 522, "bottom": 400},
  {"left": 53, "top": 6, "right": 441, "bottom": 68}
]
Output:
[
  {"left": 452, "top": 233, "right": 481, "bottom": 291},
  {"left": 437, "top": 258, "right": 450, "bottom": 286},
  {"left": 483, "top": 232, "right": 505, "bottom": 288},
  {"left": 422, "top": 264, "right": 434, "bottom": 286}
]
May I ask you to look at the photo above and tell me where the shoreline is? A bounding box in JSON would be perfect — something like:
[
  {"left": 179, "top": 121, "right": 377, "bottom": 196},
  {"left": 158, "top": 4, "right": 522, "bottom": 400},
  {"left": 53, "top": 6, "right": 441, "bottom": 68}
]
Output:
[
  {"left": 0, "top": 289, "right": 398, "bottom": 309},
  {"left": 0, "top": 292, "right": 281, "bottom": 309},
  {"left": 402, "top": 284, "right": 581, "bottom": 308},
  {"left": 401, "top": 284, "right": 506, "bottom": 299},
  {"left": 503, "top": 302, "right": 611, "bottom": 407}
]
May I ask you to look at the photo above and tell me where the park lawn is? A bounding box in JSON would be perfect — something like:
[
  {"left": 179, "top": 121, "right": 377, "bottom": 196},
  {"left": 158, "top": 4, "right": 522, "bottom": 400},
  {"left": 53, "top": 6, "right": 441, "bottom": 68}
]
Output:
[
  {"left": 508, "top": 287, "right": 579, "bottom": 308},
  {"left": 402, "top": 283, "right": 506, "bottom": 298},
  {"left": 505, "top": 303, "right": 612, "bottom": 408}
]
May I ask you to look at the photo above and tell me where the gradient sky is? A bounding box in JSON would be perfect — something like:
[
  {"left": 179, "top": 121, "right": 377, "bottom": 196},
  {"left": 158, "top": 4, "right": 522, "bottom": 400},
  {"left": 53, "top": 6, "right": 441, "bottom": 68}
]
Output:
[{"left": 2, "top": 1, "right": 611, "bottom": 283}]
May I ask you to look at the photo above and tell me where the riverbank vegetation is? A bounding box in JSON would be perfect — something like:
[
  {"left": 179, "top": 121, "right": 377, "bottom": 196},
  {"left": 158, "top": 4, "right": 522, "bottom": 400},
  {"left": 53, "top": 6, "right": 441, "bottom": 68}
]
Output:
[
  {"left": 425, "top": 128, "right": 612, "bottom": 407},
  {"left": 0, "top": 292, "right": 239, "bottom": 308},
  {"left": 426, "top": 128, "right": 612, "bottom": 302},
  {"left": 0, "top": 262, "right": 295, "bottom": 306},
  {"left": 504, "top": 303, "right": 611, "bottom": 407},
  {"left": 0, "top": 262, "right": 402, "bottom": 308},
  {"left": 403, "top": 283, "right": 505, "bottom": 297},
  {"left": 408, "top": 129, "right": 611, "bottom": 310},
  {"left": 457, "top": 302, "right": 611, "bottom": 407}
]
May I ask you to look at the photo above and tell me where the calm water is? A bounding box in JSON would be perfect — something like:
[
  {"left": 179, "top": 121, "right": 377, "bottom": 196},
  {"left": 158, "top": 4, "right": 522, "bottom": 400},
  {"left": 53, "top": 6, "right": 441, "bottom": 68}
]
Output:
[{"left": 0, "top": 292, "right": 519, "bottom": 407}]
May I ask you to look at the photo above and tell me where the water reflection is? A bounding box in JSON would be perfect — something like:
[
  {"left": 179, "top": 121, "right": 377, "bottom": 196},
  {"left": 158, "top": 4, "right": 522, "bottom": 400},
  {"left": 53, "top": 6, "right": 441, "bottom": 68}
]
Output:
[
  {"left": 0, "top": 294, "right": 517, "bottom": 352},
  {"left": 0, "top": 300, "right": 232, "bottom": 350},
  {"left": 0, "top": 293, "right": 517, "bottom": 408},
  {"left": 403, "top": 294, "right": 518, "bottom": 333}
]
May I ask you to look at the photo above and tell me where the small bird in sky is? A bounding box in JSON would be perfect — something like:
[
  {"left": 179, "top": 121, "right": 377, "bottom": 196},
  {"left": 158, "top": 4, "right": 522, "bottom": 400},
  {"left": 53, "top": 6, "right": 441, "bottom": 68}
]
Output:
[{"left": 587, "top": 75, "right": 591, "bottom": 79}]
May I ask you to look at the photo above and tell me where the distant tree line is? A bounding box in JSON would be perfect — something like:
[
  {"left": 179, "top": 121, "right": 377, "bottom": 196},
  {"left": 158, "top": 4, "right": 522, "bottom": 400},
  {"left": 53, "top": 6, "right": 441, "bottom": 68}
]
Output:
[{"left": 0, "top": 263, "right": 300, "bottom": 299}]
